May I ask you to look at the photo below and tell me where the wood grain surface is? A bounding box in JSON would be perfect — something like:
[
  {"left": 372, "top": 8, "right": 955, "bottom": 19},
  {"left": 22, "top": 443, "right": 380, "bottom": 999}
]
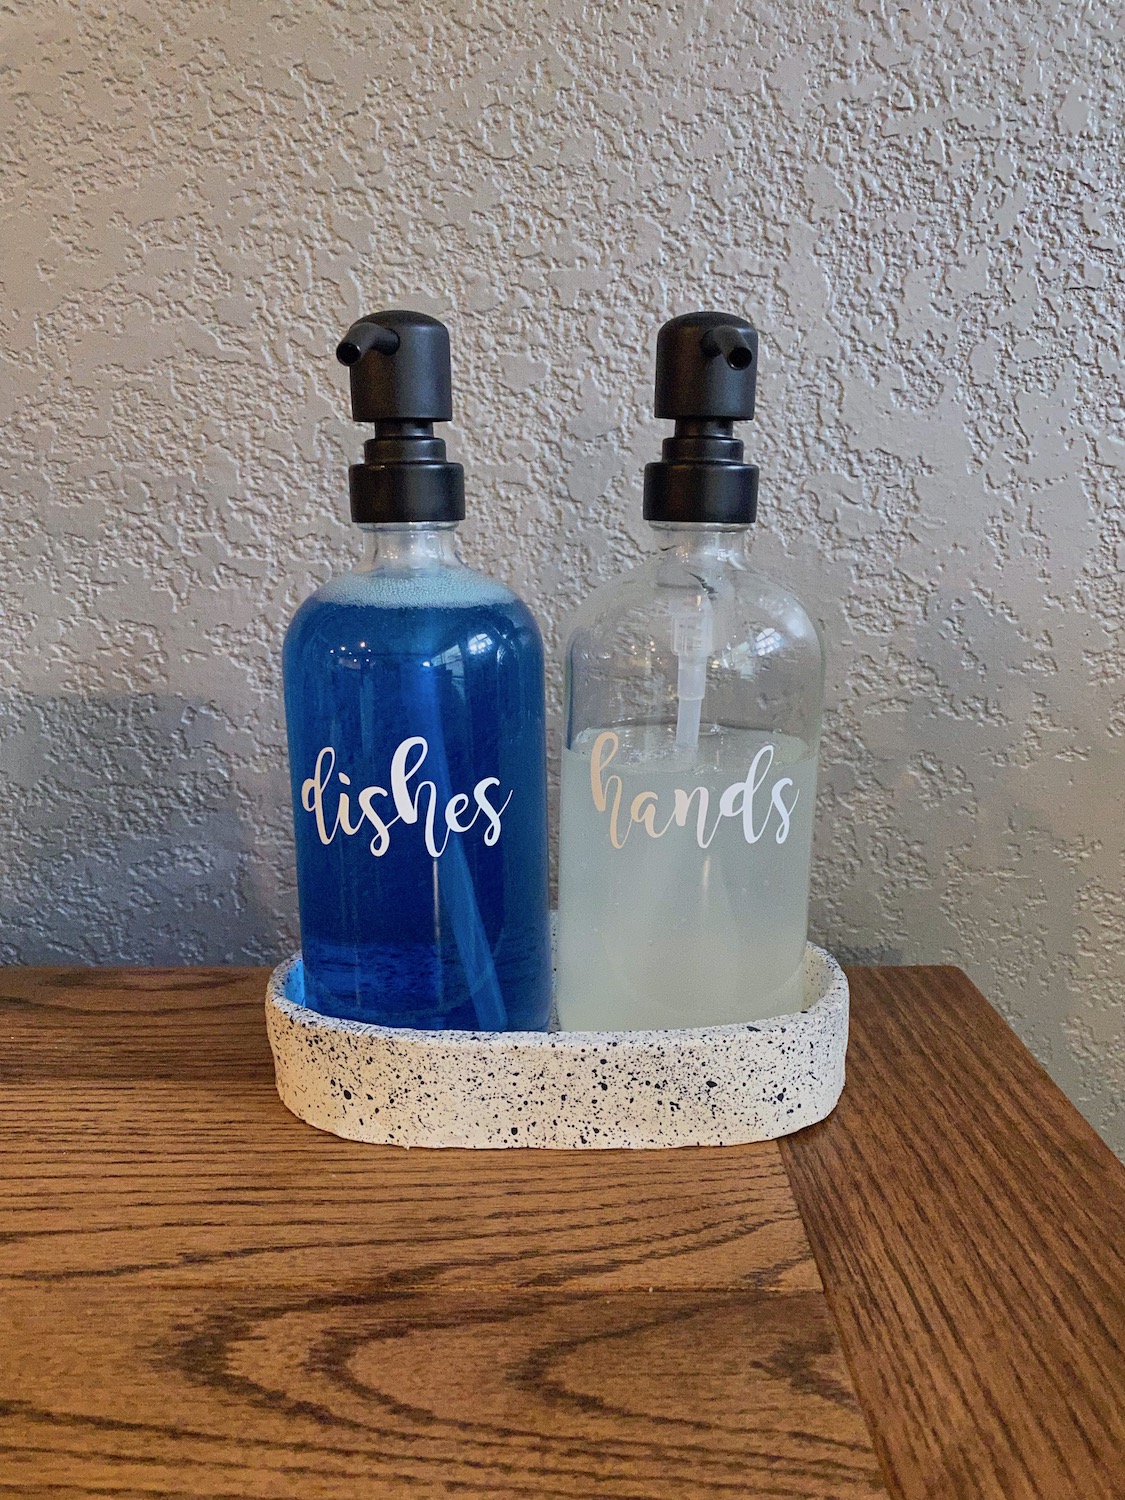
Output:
[
  {"left": 0, "top": 966, "right": 883, "bottom": 1498},
  {"left": 1, "top": 1285, "right": 883, "bottom": 1498},
  {"left": 782, "top": 964, "right": 1125, "bottom": 1500},
  {"left": 1, "top": 963, "right": 1122, "bottom": 1498}
]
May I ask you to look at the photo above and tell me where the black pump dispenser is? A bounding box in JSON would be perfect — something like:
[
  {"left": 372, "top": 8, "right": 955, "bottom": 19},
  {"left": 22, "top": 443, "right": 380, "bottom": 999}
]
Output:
[
  {"left": 643, "top": 311, "right": 760, "bottom": 525},
  {"left": 336, "top": 310, "right": 465, "bottom": 524}
]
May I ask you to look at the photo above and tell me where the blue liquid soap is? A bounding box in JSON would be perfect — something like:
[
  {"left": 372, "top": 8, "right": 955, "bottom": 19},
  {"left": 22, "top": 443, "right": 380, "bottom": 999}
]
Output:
[
  {"left": 283, "top": 310, "right": 550, "bottom": 1030},
  {"left": 284, "top": 528, "right": 551, "bottom": 1028}
]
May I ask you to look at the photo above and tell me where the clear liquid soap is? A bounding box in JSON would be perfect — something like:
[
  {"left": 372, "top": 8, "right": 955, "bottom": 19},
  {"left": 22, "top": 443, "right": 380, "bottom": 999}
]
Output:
[{"left": 556, "top": 313, "right": 824, "bottom": 1031}]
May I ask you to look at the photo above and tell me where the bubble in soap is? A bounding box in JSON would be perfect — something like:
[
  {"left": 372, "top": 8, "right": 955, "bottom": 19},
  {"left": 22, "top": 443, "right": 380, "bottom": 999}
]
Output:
[{"left": 314, "top": 566, "right": 513, "bottom": 610}]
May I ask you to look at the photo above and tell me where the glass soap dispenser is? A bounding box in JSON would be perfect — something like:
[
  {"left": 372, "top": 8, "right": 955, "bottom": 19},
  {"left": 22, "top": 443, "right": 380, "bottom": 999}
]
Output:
[
  {"left": 556, "top": 312, "right": 824, "bottom": 1031},
  {"left": 283, "top": 311, "right": 551, "bottom": 1031}
]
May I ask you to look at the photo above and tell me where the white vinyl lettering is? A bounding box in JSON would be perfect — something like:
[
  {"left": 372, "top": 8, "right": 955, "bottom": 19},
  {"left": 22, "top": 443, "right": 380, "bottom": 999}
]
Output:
[
  {"left": 589, "top": 735, "right": 798, "bottom": 851},
  {"left": 474, "top": 777, "right": 513, "bottom": 847},
  {"left": 302, "top": 739, "right": 512, "bottom": 858},
  {"left": 771, "top": 778, "right": 799, "bottom": 845}
]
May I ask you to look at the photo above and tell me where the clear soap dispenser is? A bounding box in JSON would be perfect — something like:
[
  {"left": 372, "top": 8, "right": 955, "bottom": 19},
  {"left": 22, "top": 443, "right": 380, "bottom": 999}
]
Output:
[
  {"left": 283, "top": 311, "right": 551, "bottom": 1031},
  {"left": 555, "top": 313, "right": 824, "bottom": 1031}
]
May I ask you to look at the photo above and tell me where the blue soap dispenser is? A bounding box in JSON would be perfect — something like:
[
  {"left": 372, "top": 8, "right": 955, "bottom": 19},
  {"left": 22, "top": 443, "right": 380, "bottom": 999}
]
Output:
[{"left": 283, "top": 310, "right": 551, "bottom": 1030}]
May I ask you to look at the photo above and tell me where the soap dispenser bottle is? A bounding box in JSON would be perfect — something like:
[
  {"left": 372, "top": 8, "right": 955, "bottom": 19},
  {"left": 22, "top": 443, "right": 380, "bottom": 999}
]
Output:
[
  {"left": 283, "top": 310, "right": 551, "bottom": 1030},
  {"left": 555, "top": 312, "right": 824, "bottom": 1031}
]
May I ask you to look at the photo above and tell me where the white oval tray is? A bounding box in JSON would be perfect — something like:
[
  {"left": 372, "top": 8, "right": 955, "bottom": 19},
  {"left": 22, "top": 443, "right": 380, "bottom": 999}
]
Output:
[{"left": 265, "top": 944, "right": 848, "bottom": 1149}]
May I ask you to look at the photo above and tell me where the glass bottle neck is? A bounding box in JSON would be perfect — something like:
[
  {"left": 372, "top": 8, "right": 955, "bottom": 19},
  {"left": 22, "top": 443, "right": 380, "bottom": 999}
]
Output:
[
  {"left": 650, "top": 523, "right": 751, "bottom": 567},
  {"left": 361, "top": 523, "right": 461, "bottom": 570}
]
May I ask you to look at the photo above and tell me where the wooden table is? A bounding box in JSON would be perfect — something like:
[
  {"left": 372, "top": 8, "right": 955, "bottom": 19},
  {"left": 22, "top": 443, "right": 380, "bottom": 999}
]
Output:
[{"left": 1, "top": 965, "right": 1122, "bottom": 1498}]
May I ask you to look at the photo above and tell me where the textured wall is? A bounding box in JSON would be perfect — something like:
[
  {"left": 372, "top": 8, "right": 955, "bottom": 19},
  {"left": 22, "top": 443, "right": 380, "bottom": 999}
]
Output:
[{"left": 1, "top": 1, "right": 1122, "bottom": 1150}]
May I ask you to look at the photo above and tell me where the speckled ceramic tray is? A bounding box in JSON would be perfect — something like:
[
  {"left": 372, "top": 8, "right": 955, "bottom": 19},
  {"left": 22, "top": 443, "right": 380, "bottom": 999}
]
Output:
[{"left": 264, "top": 944, "right": 848, "bottom": 1149}]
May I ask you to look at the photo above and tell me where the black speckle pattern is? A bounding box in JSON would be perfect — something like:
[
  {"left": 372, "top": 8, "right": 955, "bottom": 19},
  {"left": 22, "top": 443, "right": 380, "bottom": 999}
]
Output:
[{"left": 264, "top": 946, "right": 849, "bottom": 1150}]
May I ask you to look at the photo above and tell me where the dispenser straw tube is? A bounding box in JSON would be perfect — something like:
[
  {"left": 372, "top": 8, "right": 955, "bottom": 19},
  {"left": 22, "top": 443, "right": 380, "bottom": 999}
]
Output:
[
  {"left": 404, "top": 655, "right": 507, "bottom": 1029},
  {"left": 672, "top": 595, "right": 713, "bottom": 751}
]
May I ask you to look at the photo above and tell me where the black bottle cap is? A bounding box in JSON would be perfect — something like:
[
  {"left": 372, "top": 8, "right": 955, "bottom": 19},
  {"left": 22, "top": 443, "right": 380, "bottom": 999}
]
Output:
[
  {"left": 644, "top": 311, "right": 760, "bottom": 525},
  {"left": 336, "top": 310, "right": 464, "bottom": 524}
]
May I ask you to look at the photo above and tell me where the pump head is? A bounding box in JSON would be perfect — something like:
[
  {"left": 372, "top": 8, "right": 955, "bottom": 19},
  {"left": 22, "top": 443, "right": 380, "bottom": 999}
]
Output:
[
  {"left": 337, "top": 310, "right": 454, "bottom": 423},
  {"left": 644, "top": 310, "right": 760, "bottom": 525},
  {"left": 336, "top": 309, "right": 464, "bottom": 524}
]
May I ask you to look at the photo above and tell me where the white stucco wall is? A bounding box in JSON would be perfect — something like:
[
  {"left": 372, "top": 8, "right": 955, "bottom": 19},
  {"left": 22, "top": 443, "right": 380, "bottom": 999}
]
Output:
[{"left": 1, "top": 1, "right": 1121, "bottom": 1152}]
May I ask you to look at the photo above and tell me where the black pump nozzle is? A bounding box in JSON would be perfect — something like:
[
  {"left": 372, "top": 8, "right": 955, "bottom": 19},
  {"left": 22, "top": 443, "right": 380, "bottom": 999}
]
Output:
[
  {"left": 701, "top": 323, "right": 756, "bottom": 370},
  {"left": 644, "top": 310, "right": 760, "bottom": 525},
  {"left": 337, "top": 309, "right": 453, "bottom": 424},
  {"left": 653, "top": 310, "right": 759, "bottom": 421},
  {"left": 336, "top": 309, "right": 464, "bottom": 525},
  {"left": 336, "top": 319, "right": 400, "bottom": 365}
]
